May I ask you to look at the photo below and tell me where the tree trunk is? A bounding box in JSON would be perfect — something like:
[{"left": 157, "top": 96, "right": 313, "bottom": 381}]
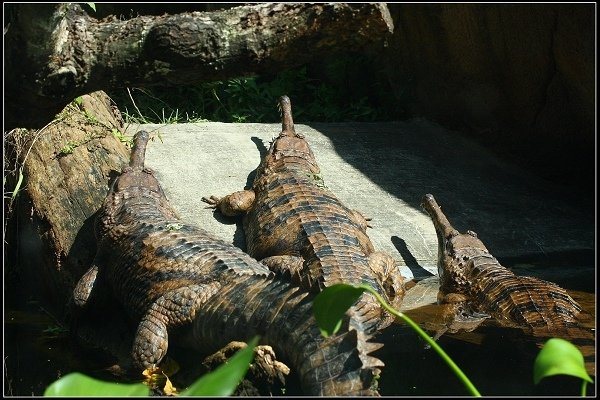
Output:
[
  {"left": 4, "top": 2, "right": 394, "bottom": 130},
  {"left": 5, "top": 91, "right": 130, "bottom": 313}
]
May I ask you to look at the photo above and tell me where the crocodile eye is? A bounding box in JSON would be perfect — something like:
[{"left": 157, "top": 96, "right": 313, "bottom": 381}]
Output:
[{"left": 467, "top": 230, "right": 478, "bottom": 237}]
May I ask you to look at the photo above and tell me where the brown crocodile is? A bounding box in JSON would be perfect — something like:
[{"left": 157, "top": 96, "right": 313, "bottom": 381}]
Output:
[
  {"left": 72, "top": 130, "right": 384, "bottom": 396},
  {"left": 203, "top": 96, "right": 406, "bottom": 340},
  {"left": 421, "top": 193, "right": 595, "bottom": 373},
  {"left": 202, "top": 95, "right": 407, "bottom": 387}
]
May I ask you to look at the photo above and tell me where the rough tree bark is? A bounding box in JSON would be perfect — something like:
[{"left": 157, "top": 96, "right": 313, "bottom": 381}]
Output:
[
  {"left": 5, "top": 92, "right": 130, "bottom": 312},
  {"left": 4, "top": 2, "right": 394, "bottom": 130}
]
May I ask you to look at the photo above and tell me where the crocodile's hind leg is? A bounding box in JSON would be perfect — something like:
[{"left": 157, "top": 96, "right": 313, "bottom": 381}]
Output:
[
  {"left": 368, "top": 252, "right": 406, "bottom": 314},
  {"left": 203, "top": 341, "right": 290, "bottom": 396},
  {"left": 71, "top": 253, "right": 116, "bottom": 312},
  {"left": 73, "top": 264, "right": 100, "bottom": 307},
  {"left": 201, "top": 190, "right": 256, "bottom": 217},
  {"left": 132, "top": 282, "right": 221, "bottom": 369},
  {"left": 260, "top": 255, "right": 313, "bottom": 290}
]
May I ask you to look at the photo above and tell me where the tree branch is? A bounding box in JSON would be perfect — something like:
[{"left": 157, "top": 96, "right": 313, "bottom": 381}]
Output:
[{"left": 4, "top": 3, "right": 393, "bottom": 129}]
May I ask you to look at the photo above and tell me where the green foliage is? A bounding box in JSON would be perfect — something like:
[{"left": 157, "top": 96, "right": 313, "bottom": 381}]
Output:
[
  {"left": 44, "top": 336, "right": 258, "bottom": 396},
  {"left": 313, "top": 284, "right": 365, "bottom": 337},
  {"left": 83, "top": 110, "right": 99, "bottom": 125},
  {"left": 181, "top": 336, "right": 258, "bottom": 396},
  {"left": 59, "top": 140, "right": 80, "bottom": 156},
  {"left": 111, "top": 128, "right": 133, "bottom": 146},
  {"left": 85, "top": 3, "right": 96, "bottom": 12},
  {"left": 307, "top": 172, "right": 327, "bottom": 188},
  {"left": 166, "top": 223, "right": 183, "bottom": 231},
  {"left": 109, "top": 54, "right": 395, "bottom": 124},
  {"left": 9, "top": 169, "right": 24, "bottom": 205},
  {"left": 533, "top": 338, "right": 593, "bottom": 396},
  {"left": 42, "top": 324, "right": 69, "bottom": 339},
  {"left": 44, "top": 373, "right": 149, "bottom": 396}
]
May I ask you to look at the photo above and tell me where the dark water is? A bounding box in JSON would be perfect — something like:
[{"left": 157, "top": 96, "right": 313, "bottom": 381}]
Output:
[
  {"left": 5, "top": 292, "right": 595, "bottom": 396},
  {"left": 4, "top": 302, "right": 119, "bottom": 396},
  {"left": 4, "top": 253, "right": 596, "bottom": 396},
  {"left": 376, "top": 301, "right": 596, "bottom": 397}
]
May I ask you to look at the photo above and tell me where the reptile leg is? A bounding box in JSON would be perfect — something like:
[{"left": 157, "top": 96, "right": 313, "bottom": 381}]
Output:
[
  {"left": 72, "top": 264, "right": 100, "bottom": 307},
  {"left": 368, "top": 251, "right": 406, "bottom": 311},
  {"left": 350, "top": 209, "right": 372, "bottom": 231},
  {"left": 260, "top": 255, "right": 311, "bottom": 289},
  {"left": 202, "top": 341, "right": 248, "bottom": 367},
  {"left": 201, "top": 190, "right": 256, "bottom": 217},
  {"left": 203, "top": 342, "right": 290, "bottom": 396},
  {"left": 132, "top": 283, "right": 220, "bottom": 369},
  {"left": 433, "top": 293, "right": 490, "bottom": 341}
]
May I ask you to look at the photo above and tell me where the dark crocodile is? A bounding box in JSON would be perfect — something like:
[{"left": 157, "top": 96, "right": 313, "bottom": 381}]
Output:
[
  {"left": 421, "top": 193, "right": 595, "bottom": 373},
  {"left": 203, "top": 96, "right": 406, "bottom": 376},
  {"left": 72, "top": 131, "right": 384, "bottom": 396}
]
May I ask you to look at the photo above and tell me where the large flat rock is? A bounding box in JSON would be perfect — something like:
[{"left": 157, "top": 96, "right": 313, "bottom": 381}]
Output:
[{"left": 125, "top": 120, "right": 594, "bottom": 282}]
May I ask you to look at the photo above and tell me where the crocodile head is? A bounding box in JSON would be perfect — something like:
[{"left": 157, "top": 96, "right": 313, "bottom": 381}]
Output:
[
  {"left": 258, "top": 95, "right": 320, "bottom": 175},
  {"left": 421, "top": 194, "right": 489, "bottom": 296}
]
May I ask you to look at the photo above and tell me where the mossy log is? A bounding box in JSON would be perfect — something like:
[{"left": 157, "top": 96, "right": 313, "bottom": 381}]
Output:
[
  {"left": 5, "top": 91, "right": 129, "bottom": 313},
  {"left": 4, "top": 3, "right": 393, "bottom": 130}
]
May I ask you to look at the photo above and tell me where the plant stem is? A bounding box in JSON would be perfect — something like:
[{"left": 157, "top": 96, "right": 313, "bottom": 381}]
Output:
[{"left": 360, "top": 284, "right": 482, "bottom": 397}]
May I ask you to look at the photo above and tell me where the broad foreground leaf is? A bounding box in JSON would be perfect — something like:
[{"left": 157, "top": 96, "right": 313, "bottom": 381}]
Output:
[
  {"left": 533, "top": 338, "right": 594, "bottom": 384},
  {"left": 181, "top": 336, "right": 259, "bottom": 396},
  {"left": 44, "top": 372, "right": 149, "bottom": 396},
  {"left": 313, "top": 283, "right": 366, "bottom": 337}
]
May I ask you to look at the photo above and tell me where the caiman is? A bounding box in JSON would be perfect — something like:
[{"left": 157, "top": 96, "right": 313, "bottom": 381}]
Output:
[
  {"left": 72, "top": 131, "right": 385, "bottom": 396},
  {"left": 202, "top": 96, "right": 406, "bottom": 341},
  {"left": 421, "top": 193, "right": 595, "bottom": 374}
]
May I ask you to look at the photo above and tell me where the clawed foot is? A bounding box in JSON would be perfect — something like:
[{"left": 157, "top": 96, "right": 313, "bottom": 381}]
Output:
[
  {"left": 203, "top": 342, "right": 290, "bottom": 395},
  {"left": 201, "top": 195, "right": 220, "bottom": 209}
]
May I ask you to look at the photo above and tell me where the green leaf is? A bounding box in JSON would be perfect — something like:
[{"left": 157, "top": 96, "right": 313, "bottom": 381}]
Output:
[
  {"left": 533, "top": 338, "right": 594, "bottom": 384},
  {"left": 10, "top": 169, "right": 24, "bottom": 203},
  {"left": 313, "top": 284, "right": 366, "bottom": 337},
  {"left": 181, "top": 336, "right": 259, "bottom": 396},
  {"left": 86, "top": 3, "right": 96, "bottom": 12},
  {"left": 44, "top": 372, "right": 149, "bottom": 396}
]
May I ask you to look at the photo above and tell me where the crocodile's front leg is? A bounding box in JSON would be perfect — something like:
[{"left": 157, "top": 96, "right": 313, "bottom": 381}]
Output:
[
  {"left": 432, "top": 292, "right": 490, "bottom": 340},
  {"left": 202, "top": 190, "right": 255, "bottom": 217},
  {"left": 350, "top": 209, "right": 372, "bottom": 231}
]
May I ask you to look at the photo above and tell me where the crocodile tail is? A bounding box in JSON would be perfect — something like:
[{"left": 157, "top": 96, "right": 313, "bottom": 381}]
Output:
[
  {"left": 271, "top": 285, "right": 384, "bottom": 396},
  {"left": 191, "top": 275, "right": 384, "bottom": 395},
  {"left": 278, "top": 95, "right": 296, "bottom": 137}
]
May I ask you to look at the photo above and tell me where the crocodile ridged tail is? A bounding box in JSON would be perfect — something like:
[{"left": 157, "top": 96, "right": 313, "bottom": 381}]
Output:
[{"left": 190, "top": 274, "right": 384, "bottom": 396}]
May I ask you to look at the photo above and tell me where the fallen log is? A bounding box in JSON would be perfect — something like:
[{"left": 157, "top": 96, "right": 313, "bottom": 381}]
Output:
[
  {"left": 5, "top": 91, "right": 129, "bottom": 313},
  {"left": 5, "top": 3, "right": 394, "bottom": 129}
]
